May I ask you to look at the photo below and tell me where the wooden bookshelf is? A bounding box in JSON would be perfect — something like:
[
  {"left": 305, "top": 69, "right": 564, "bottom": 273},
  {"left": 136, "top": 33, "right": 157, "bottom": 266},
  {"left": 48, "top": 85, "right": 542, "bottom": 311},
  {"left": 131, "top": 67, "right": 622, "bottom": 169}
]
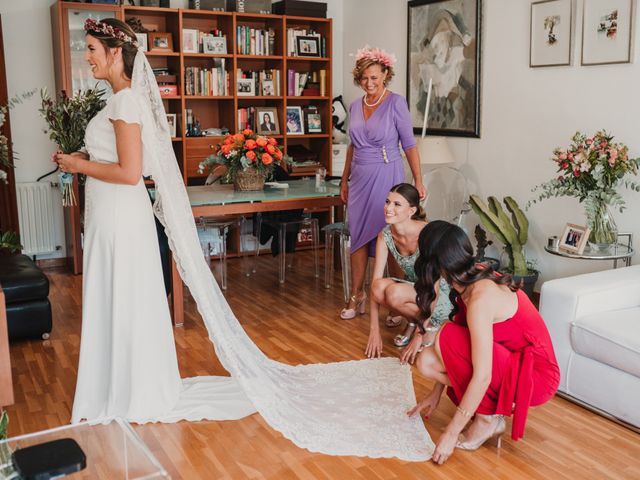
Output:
[{"left": 51, "top": 2, "right": 332, "bottom": 272}]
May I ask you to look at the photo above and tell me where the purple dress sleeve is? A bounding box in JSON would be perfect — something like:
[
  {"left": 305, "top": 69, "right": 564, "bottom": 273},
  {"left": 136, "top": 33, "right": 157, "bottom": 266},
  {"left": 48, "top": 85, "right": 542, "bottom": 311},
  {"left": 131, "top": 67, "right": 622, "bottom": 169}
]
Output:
[{"left": 393, "top": 95, "right": 416, "bottom": 150}]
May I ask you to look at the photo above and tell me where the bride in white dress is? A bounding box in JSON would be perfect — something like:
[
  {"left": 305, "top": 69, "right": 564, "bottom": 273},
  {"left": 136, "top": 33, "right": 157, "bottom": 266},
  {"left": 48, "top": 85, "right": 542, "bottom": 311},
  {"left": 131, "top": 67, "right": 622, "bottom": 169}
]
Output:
[{"left": 55, "top": 18, "right": 435, "bottom": 461}]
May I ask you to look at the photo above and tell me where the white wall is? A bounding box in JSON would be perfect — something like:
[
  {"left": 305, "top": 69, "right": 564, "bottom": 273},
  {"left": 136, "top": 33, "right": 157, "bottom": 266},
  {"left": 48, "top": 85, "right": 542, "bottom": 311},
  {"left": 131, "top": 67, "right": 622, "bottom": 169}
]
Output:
[{"left": 343, "top": 0, "right": 640, "bottom": 287}]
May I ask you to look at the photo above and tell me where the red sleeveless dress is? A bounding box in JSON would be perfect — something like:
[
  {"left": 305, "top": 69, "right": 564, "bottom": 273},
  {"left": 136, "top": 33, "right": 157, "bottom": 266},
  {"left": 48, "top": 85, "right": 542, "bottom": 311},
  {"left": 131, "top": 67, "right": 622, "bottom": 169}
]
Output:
[{"left": 439, "top": 289, "right": 560, "bottom": 440}]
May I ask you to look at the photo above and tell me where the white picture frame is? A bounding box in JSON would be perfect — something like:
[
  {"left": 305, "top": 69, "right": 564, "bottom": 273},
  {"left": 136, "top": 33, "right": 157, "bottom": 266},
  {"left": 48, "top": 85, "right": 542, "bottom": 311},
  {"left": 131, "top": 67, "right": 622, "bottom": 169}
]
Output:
[
  {"left": 582, "top": 0, "right": 635, "bottom": 65},
  {"left": 559, "top": 223, "right": 590, "bottom": 254},
  {"left": 286, "top": 106, "right": 304, "bottom": 135},
  {"left": 135, "top": 33, "right": 148, "bottom": 52},
  {"left": 203, "top": 35, "right": 227, "bottom": 54},
  {"left": 530, "top": 0, "right": 573, "bottom": 67},
  {"left": 237, "top": 78, "right": 255, "bottom": 96},
  {"left": 166, "top": 113, "right": 177, "bottom": 138},
  {"left": 182, "top": 28, "right": 199, "bottom": 54}
]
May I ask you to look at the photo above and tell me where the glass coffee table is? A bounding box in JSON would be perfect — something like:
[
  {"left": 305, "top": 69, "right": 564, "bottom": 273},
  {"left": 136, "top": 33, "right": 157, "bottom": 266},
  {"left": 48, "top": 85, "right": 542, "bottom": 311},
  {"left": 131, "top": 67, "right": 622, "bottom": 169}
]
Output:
[
  {"left": 0, "top": 417, "right": 169, "bottom": 479},
  {"left": 544, "top": 233, "right": 634, "bottom": 269}
]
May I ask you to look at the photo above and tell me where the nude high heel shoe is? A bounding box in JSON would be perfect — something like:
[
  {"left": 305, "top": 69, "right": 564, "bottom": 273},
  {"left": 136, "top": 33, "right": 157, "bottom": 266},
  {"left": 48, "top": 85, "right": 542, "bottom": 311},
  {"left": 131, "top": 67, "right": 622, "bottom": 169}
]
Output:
[
  {"left": 456, "top": 415, "right": 506, "bottom": 451},
  {"left": 340, "top": 293, "right": 366, "bottom": 320}
]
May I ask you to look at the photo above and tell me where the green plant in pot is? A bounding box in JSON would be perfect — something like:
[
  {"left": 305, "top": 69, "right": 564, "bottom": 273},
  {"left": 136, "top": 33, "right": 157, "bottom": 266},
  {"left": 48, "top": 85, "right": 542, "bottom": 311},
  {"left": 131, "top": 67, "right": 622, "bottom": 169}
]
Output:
[
  {"left": 0, "top": 230, "right": 21, "bottom": 255},
  {"left": 473, "top": 225, "right": 500, "bottom": 271},
  {"left": 469, "top": 195, "right": 539, "bottom": 300}
]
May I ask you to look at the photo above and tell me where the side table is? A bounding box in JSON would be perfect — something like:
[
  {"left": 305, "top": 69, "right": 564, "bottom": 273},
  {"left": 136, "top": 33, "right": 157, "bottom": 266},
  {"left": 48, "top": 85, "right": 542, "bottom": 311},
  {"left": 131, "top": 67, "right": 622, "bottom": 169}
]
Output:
[{"left": 544, "top": 233, "right": 634, "bottom": 269}]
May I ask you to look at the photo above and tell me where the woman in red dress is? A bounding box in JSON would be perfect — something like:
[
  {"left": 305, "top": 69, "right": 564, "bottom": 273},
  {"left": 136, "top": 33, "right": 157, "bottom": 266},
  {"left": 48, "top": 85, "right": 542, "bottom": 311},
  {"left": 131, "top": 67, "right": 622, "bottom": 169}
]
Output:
[{"left": 407, "top": 221, "right": 560, "bottom": 465}]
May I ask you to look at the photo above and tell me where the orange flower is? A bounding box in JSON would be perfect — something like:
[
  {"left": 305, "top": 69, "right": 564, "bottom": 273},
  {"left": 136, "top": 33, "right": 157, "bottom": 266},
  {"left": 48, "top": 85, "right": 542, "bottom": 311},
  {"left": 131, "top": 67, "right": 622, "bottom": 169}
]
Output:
[
  {"left": 262, "top": 153, "right": 273, "bottom": 165},
  {"left": 223, "top": 135, "right": 234, "bottom": 145},
  {"left": 244, "top": 139, "right": 257, "bottom": 150},
  {"left": 246, "top": 150, "right": 256, "bottom": 161},
  {"left": 266, "top": 144, "right": 276, "bottom": 154},
  {"left": 221, "top": 144, "right": 232, "bottom": 155},
  {"left": 274, "top": 150, "right": 283, "bottom": 160},
  {"left": 233, "top": 133, "right": 245, "bottom": 142},
  {"left": 243, "top": 128, "right": 253, "bottom": 136},
  {"left": 267, "top": 137, "right": 277, "bottom": 146},
  {"left": 256, "top": 136, "right": 268, "bottom": 147}
]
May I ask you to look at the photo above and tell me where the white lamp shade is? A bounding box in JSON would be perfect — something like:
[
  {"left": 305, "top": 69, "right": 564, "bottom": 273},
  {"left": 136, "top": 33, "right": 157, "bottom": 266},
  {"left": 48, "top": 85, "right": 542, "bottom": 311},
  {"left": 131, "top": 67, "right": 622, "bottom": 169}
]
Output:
[{"left": 416, "top": 136, "right": 455, "bottom": 165}]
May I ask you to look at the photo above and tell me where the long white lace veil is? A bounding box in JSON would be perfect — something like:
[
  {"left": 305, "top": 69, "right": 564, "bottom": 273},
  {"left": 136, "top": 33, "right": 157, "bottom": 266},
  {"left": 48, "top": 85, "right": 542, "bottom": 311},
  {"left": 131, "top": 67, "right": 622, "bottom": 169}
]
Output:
[{"left": 131, "top": 48, "right": 434, "bottom": 461}]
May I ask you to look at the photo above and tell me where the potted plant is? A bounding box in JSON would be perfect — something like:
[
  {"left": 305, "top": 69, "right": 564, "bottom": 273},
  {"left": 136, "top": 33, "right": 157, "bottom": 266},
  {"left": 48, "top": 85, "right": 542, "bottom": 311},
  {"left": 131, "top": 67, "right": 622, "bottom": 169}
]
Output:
[
  {"left": 0, "top": 230, "right": 21, "bottom": 255},
  {"left": 198, "top": 129, "right": 290, "bottom": 191},
  {"left": 473, "top": 224, "right": 500, "bottom": 271},
  {"left": 469, "top": 195, "right": 538, "bottom": 300}
]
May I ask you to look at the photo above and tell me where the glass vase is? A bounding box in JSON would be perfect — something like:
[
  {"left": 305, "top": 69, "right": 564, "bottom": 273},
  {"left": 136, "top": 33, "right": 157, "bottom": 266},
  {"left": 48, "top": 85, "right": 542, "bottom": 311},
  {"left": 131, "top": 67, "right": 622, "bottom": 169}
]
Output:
[{"left": 586, "top": 201, "right": 618, "bottom": 253}]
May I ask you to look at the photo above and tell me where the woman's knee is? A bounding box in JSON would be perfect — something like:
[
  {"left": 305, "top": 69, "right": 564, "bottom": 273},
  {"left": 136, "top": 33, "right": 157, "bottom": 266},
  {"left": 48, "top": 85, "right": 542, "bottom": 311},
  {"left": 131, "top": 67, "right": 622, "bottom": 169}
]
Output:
[
  {"left": 415, "top": 348, "right": 442, "bottom": 379},
  {"left": 384, "top": 283, "right": 407, "bottom": 308}
]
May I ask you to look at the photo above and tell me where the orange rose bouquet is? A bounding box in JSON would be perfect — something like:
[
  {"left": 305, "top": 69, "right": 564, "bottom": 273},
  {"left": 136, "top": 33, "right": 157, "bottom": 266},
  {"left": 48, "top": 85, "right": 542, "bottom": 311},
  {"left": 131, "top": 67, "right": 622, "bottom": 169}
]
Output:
[{"left": 198, "top": 129, "right": 290, "bottom": 190}]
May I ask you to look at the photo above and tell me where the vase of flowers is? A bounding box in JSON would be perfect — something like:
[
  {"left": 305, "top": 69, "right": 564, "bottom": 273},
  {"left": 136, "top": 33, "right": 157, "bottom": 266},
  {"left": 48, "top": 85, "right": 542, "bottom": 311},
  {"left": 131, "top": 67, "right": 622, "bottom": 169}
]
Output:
[
  {"left": 198, "top": 130, "right": 289, "bottom": 191},
  {"left": 529, "top": 130, "right": 640, "bottom": 252}
]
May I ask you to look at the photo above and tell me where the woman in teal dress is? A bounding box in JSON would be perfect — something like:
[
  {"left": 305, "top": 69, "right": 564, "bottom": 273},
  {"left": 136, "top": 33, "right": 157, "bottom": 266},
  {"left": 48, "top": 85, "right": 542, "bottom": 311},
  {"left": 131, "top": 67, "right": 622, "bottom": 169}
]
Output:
[{"left": 365, "top": 184, "right": 452, "bottom": 361}]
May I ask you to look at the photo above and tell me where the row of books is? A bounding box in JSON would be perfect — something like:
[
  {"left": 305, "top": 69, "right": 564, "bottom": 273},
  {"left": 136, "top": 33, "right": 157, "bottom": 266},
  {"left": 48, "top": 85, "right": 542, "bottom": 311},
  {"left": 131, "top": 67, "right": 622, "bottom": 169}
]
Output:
[
  {"left": 287, "top": 69, "right": 326, "bottom": 97},
  {"left": 185, "top": 60, "right": 230, "bottom": 96},
  {"left": 287, "top": 28, "right": 326, "bottom": 57},
  {"left": 237, "top": 69, "right": 281, "bottom": 96},
  {"left": 236, "top": 26, "right": 276, "bottom": 56}
]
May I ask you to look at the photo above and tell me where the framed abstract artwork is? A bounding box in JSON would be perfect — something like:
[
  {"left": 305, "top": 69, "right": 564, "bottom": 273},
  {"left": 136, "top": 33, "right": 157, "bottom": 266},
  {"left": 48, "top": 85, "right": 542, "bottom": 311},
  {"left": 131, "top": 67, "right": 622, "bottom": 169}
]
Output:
[
  {"left": 582, "top": 0, "right": 635, "bottom": 65},
  {"left": 530, "top": 0, "right": 573, "bottom": 67},
  {"left": 407, "top": 0, "right": 482, "bottom": 138}
]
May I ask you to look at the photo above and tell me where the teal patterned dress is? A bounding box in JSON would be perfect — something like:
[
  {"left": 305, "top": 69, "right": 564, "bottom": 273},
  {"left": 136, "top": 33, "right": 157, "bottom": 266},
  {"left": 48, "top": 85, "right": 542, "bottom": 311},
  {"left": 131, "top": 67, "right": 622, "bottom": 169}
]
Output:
[{"left": 382, "top": 225, "right": 453, "bottom": 327}]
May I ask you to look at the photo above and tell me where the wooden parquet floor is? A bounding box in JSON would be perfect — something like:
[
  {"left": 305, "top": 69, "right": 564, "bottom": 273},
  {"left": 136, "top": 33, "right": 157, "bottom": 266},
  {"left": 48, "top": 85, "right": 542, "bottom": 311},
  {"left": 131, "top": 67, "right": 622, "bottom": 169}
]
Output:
[{"left": 5, "top": 253, "right": 640, "bottom": 479}]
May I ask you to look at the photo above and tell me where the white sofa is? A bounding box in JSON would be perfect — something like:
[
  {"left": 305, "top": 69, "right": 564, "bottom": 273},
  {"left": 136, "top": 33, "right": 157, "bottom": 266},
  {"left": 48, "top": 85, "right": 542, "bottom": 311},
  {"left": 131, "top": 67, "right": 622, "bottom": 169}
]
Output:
[{"left": 540, "top": 265, "right": 640, "bottom": 429}]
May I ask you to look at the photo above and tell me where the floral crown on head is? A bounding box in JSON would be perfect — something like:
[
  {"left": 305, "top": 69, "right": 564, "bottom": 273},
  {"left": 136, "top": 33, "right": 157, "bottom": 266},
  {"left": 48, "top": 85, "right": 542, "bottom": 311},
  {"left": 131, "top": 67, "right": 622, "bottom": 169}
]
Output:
[
  {"left": 84, "top": 18, "right": 138, "bottom": 47},
  {"left": 353, "top": 45, "right": 397, "bottom": 67}
]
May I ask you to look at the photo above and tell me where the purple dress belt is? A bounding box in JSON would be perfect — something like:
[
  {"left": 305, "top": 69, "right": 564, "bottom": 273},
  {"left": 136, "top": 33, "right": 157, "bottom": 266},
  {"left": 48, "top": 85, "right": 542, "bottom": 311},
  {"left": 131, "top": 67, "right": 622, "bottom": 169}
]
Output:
[{"left": 352, "top": 144, "right": 402, "bottom": 164}]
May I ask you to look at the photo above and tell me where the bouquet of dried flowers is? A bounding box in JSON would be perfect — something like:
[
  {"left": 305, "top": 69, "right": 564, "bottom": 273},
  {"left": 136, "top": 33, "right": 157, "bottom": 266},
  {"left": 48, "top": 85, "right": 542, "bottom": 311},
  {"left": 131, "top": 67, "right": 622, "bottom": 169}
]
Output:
[{"left": 39, "top": 88, "right": 105, "bottom": 206}]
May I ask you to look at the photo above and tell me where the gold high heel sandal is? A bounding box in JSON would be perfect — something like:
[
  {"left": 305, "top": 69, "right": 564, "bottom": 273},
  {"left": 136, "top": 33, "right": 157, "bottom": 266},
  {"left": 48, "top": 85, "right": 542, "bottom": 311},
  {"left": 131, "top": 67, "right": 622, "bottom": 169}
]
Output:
[
  {"left": 456, "top": 415, "right": 506, "bottom": 451},
  {"left": 340, "top": 293, "right": 367, "bottom": 320}
]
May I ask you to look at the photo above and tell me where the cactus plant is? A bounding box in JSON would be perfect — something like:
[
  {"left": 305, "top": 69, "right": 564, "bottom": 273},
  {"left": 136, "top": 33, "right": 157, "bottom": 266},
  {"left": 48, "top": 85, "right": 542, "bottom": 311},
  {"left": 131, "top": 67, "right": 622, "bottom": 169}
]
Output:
[
  {"left": 469, "top": 195, "right": 530, "bottom": 276},
  {"left": 473, "top": 225, "right": 492, "bottom": 261}
]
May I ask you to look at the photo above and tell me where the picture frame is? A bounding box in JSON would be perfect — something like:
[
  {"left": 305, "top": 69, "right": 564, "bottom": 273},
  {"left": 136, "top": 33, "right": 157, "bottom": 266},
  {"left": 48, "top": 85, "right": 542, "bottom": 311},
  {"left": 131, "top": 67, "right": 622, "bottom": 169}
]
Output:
[
  {"left": 148, "top": 32, "right": 173, "bottom": 52},
  {"left": 530, "top": 0, "right": 573, "bottom": 67},
  {"left": 203, "top": 35, "right": 227, "bottom": 54},
  {"left": 296, "top": 36, "right": 321, "bottom": 57},
  {"left": 166, "top": 113, "right": 177, "bottom": 138},
  {"left": 182, "top": 28, "right": 199, "bottom": 53},
  {"left": 285, "top": 106, "right": 304, "bottom": 135},
  {"left": 261, "top": 79, "right": 275, "bottom": 96},
  {"left": 305, "top": 112, "right": 322, "bottom": 133},
  {"left": 237, "top": 78, "right": 255, "bottom": 96},
  {"left": 407, "top": 0, "right": 482, "bottom": 138},
  {"left": 256, "top": 107, "right": 280, "bottom": 135},
  {"left": 559, "top": 223, "right": 590, "bottom": 254},
  {"left": 582, "top": 0, "right": 635, "bottom": 65},
  {"left": 135, "top": 33, "right": 148, "bottom": 52}
]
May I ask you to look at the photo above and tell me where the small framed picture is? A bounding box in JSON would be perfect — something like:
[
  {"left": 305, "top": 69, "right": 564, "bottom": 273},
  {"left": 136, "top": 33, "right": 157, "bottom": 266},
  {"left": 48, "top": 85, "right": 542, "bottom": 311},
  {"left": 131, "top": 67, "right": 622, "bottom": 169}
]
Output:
[
  {"left": 582, "top": 0, "right": 634, "bottom": 65},
  {"left": 296, "top": 35, "right": 320, "bottom": 57},
  {"left": 256, "top": 107, "right": 280, "bottom": 135},
  {"left": 530, "top": 0, "right": 573, "bottom": 67},
  {"left": 305, "top": 112, "right": 322, "bottom": 133},
  {"left": 203, "top": 35, "right": 227, "bottom": 54},
  {"left": 166, "top": 113, "right": 177, "bottom": 138},
  {"left": 135, "top": 33, "right": 148, "bottom": 52},
  {"left": 559, "top": 223, "right": 590, "bottom": 254},
  {"left": 149, "top": 32, "right": 173, "bottom": 52},
  {"left": 182, "top": 28, "right": 199, "bottom": 53},
  {"left": 237, "top": 78, "right": 255, "bottom": 96},
  {"left": 261, "top": 79, "right": 275, "bottom": 96},
  {"left": 286, "top": 106, "right": 304, "bottom": 135}
]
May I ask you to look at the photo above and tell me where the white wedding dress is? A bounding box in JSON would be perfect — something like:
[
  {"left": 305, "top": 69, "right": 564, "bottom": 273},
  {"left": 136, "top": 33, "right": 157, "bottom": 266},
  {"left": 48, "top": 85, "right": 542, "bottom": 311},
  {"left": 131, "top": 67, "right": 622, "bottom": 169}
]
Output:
[{"left": 71, "top": 49, "right": 435, "bottom": 461}]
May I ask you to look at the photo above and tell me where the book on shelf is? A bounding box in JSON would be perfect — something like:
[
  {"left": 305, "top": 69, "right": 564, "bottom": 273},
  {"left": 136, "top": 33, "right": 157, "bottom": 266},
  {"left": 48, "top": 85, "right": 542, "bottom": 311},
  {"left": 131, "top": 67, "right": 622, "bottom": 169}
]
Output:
[
  {"left": 236, "top": 26, "right": 276, "bottom": 56},
  {"left": 287, "top": 69, "right": 326, "bottom": 96},
  {"left": 185, "top": 59, "right": 229, "bottom": 96},
  {"left": 286, "top": 28, "right": 325, "bottom": 57},
  {"left": 237, "top": 69, "right": 281, "bottom": 96}
]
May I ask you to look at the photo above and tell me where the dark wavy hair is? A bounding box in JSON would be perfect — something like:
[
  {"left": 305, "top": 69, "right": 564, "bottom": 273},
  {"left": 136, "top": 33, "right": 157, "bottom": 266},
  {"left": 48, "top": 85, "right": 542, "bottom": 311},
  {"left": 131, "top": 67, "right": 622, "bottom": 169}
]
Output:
[
  {"left": 85, "top": 18, "right": 138, "bottom": 80},
  {"left": 414, "top": 221, "right": 517, "bottom": 325},
  {"left": 389, "top": 183, "right": 426, "bottom": 220}
]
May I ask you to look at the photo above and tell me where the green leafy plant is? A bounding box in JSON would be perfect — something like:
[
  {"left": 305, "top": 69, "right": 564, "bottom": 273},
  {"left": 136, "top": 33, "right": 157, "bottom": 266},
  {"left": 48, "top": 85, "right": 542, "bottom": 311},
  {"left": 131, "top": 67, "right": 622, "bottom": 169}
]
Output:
[
  {"left": 469, "top": 195, "right": 531, "bottom": 276},
  {"left": 0, "top": 230, "right": 22, "bottom": 254}
]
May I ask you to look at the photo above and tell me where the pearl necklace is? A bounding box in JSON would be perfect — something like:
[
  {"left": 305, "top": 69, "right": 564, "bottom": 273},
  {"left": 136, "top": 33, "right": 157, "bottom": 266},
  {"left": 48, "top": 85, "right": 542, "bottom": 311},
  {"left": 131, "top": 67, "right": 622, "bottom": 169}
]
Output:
[{"left": 363, "top": 88, "right": 387, "bottom": 108}]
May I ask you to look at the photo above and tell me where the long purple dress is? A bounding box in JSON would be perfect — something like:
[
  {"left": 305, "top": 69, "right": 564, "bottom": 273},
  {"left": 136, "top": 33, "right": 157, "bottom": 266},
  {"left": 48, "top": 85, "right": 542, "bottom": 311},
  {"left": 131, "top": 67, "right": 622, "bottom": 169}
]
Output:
[{"left": 348, "top": 92, "right": 416, "bottom": 256}]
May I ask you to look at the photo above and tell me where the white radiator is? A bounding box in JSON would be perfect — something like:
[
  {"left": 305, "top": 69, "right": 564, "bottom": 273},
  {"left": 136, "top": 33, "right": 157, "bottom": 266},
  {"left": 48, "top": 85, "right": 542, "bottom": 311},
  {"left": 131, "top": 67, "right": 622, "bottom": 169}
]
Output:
[{"left": 16, "top": 182, "right": 57, "bottom": 256}]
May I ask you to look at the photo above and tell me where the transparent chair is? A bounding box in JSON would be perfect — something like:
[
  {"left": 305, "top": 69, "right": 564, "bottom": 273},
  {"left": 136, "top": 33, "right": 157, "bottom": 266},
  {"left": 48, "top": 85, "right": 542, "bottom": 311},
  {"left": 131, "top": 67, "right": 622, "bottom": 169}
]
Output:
[
  {"left": 253, "top": 212, "right": 320, "bottom": 284},
  {"left": 322, "top": 220, "right": 351, "bottom": 304},
  {"left": 422, "top": 168, "right": 470, "bottom": 225},
  {"left": 197, "top": 216, "right": 241, "bottom": 290}
]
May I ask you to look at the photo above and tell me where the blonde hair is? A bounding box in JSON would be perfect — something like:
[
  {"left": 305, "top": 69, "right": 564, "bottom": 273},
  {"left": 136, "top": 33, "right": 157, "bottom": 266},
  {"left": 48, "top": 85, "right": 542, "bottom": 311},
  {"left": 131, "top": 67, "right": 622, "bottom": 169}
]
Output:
[{"left": 352, "top": 58, "right": 395, "bottom": 87}]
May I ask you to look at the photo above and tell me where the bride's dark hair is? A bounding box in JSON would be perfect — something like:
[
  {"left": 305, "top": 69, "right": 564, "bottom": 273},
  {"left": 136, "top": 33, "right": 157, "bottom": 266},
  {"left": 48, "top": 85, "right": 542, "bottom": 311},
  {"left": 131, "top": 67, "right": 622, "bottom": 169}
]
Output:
[{"left": 414, "top": 220, "right": 517, "bottom": 323}]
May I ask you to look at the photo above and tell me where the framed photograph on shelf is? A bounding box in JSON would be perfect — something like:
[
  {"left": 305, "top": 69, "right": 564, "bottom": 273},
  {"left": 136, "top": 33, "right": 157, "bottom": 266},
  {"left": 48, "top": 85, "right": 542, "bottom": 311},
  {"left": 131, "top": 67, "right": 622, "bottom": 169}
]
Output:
[
  {"left": 237, "top": 78, "right": 255, "bottom": 96},
  {"left": 256, "top": 107, "right": 280, "bottom": 135},
  {"left": 135, "top": 33, "right": 148, "bottom": 52},
  {"left": 296, "top": 36, "right": 321, "bottom": 57},
  {"left": 559, "top": 223, "right": 590, "bottom": 254},
  {"left": 203, "top": 35, "right": 227, "bottom": 54},
  {"left": 166, "top": 113, "right": 177, "bottom": 138},
  {"left": 261, "top": 79, "right": 275, "bottom": 96},
  {"left": 182, "top": 28, "right": 199, "bottom": 53},
  {"left": 407, "top": 0, "right": 482, "bottom": 138},
  {"left": 148, "top": 32, "right": 173, "bottom": 52},
  {"left": 582, "top": 0, "right": 634, "bottom": 65},
  {"left": 530, "top": 0, "right": 572, "bottom": 67},
  {"left": 286, "top": 106, "right": 304, "bottom": 135},
  {"left": 305, "top": 112, "right": 322, "bottom": 133}
]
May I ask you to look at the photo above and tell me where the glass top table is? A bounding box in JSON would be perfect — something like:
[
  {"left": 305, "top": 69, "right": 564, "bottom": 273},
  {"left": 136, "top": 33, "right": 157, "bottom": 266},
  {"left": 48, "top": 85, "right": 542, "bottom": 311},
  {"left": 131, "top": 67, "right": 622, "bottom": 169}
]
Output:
[{"left": 544, "top": 234, "right": 634, "bottom": 269}]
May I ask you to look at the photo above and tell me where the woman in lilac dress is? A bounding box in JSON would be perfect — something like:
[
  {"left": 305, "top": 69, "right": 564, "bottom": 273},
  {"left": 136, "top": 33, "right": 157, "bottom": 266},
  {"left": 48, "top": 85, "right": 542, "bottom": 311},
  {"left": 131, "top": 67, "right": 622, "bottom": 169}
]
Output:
[{"left": 339, "top": 46, "right": 426, "bottom": 319}]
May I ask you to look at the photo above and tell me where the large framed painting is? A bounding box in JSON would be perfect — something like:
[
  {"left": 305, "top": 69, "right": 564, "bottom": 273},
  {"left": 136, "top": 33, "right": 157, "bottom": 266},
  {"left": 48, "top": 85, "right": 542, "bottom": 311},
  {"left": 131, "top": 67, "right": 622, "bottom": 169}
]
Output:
[
  {"left": 530, "top": 0, "right": 573, "bottom": 67},
  {"left": 582, "top": 0, "right": 635, "bottom": 65},
  {"left": 407, "top": 0, "right": 482, "bottom": 138}
]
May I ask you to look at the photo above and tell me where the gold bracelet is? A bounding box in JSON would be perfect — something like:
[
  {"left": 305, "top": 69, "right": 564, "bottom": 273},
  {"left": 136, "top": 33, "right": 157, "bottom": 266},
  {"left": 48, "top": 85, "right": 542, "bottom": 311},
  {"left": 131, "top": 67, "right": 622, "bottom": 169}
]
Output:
[{"left": 456, "top": 406, "right": 473, "bottom": 418}]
